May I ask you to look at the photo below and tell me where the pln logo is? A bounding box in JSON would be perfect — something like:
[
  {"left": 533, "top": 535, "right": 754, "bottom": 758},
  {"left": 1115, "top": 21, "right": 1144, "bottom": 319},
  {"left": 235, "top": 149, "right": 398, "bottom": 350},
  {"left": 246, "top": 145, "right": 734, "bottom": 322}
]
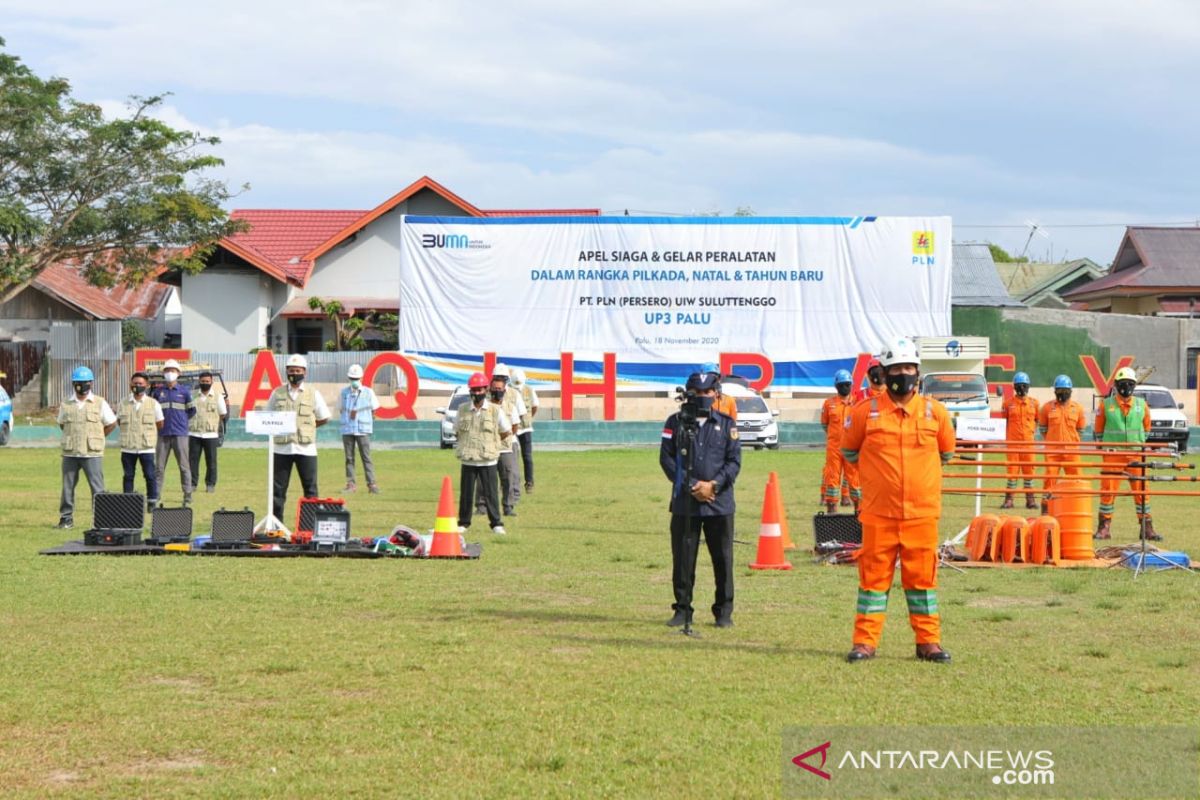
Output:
[{"left": 912, "top": 231, "right": 936, "bottom": 265}]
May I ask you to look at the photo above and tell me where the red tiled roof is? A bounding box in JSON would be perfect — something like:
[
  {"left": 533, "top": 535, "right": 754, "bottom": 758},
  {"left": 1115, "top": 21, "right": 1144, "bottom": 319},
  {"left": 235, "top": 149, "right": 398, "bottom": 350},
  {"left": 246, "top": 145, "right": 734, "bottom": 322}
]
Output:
[
  {"left": 33, "top": 262, "right": 172, "bottom": 320},
  {"left": 224, "top": 209, "right": 367, "bottom": 286}
]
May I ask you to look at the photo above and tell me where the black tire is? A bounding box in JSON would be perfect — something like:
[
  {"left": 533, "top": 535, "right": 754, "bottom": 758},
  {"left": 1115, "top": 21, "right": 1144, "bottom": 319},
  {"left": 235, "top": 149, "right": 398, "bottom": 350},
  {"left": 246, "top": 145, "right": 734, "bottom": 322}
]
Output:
[
  {"left": 440, "top": 440, "right": 452, "bottom": 449},
  {"left": 766, "top": 443, "right": 780, "bottom": 450},
  {"left": 0, "top": 421, "right": 9, "bottom": 446}
]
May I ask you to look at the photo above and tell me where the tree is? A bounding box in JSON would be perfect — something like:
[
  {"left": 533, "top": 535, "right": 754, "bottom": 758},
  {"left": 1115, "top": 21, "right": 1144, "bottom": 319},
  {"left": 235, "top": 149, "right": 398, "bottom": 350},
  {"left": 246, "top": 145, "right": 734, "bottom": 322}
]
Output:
[
  {"left": 306, "top": 297, "right": 398, "bottom": 351},
  {"left": 0, "top": 38, "right": 246, "bottom": 303},
  {"left": 987, "top": 243, "right": 1027, "bottom": 264},
  {"left": 121, "top": 319, "right": 150, "bottom": 351}
]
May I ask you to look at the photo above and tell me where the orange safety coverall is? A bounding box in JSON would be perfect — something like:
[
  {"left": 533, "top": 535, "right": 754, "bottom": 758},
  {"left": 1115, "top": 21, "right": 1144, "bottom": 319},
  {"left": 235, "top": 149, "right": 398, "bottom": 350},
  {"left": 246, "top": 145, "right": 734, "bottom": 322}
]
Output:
[
  {"left": 714, "top": 393, "right": 737, "bottom": 421},
  {"left": 1037, "top": 399, "right": 1086, "bottom": 494},
  {"left": 1094, "top": 395, "right": 1152, "bottom": 523},
  {"left": 841, "top": 392, "right": 956, "bottom": 648},
  {"left": 820, "top": 394, "right": 860, "bottom": 507},
  {"left": 1001, "top": 394, "right": 1039, "bottom": 495}
]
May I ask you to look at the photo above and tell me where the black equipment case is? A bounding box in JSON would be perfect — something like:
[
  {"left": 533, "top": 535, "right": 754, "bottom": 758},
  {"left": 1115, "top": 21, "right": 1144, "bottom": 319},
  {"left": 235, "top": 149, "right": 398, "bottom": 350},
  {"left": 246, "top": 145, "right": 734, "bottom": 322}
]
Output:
[
  {"left": 812, "top": 512, "right": 863, "bottom": 547},
  {"left": 147, "top": 506, "right": 193, "bottom": 545},
  {"left": 93, "top": 492, "right": 145, "bottom": 530},
  {"left": 312, "top": 507, "right": 351, "bottom": 547},
  {"left": 296, "top": 497, "right": 346, "bottom": 538},
  {"left": 210, "top": 507, "right": 255, "bottom": 546},
  {"left": 84, "top": 529, "right": 142, "bottom": 546}
]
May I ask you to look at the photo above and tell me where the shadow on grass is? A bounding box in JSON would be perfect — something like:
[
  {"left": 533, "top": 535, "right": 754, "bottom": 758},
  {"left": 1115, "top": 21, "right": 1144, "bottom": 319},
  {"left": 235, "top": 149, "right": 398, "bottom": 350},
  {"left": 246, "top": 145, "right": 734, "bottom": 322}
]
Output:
[{"left": 548, "top": 631, "right": 831, "bottom": 657}]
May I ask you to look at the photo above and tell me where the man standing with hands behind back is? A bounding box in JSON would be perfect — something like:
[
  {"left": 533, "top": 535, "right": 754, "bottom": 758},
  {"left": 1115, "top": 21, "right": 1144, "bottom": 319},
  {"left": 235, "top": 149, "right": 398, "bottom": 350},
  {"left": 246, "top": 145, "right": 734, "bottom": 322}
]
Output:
[
  {"left": 267, "top": 354, "right": 331, "bottom": 523},
  {"left": 659, "top": 371, "right": 741, "bottom": 630}
]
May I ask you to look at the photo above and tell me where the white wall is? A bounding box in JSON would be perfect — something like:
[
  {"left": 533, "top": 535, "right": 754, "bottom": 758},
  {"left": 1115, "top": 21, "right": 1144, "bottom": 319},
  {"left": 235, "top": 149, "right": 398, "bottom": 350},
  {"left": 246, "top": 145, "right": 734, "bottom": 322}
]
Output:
[
  {"left": 305, "top": 209, "right": 404, "bottom": 298},
  {"left": 181, "top": 270, "right": 271, "bottom": 351}
]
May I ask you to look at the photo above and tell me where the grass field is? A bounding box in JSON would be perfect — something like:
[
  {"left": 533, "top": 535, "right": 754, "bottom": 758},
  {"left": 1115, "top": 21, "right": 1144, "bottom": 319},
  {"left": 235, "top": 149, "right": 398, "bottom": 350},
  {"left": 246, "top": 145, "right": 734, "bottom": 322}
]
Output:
[{"left": 1, "top": 444, "right": 1198, "bottom": 798}]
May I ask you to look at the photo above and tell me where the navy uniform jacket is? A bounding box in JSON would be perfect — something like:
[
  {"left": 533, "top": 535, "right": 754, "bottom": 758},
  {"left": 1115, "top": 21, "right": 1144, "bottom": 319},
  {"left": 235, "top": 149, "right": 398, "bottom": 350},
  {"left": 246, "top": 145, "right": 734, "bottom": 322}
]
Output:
[
  {"left": 659, "top": 409, "right": 742, "bottom": 517},
  {"left": 151, "top": 383, "right": 195, "bottom": 437}
]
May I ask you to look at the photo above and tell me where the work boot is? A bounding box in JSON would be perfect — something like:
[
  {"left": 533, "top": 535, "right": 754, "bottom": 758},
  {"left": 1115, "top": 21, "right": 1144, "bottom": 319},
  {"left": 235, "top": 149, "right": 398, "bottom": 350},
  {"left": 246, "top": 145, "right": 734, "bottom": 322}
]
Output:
[
  {"left": 1094, "top": 516, "right": 1112, "bottom": 540},
  {"left": 56, "top": 518, "right": 74, "bottom": 530},
  {"left": 345, "top": 482, "right": 357, "bottom": 493},
  {"left": 840, "top": 497, "right": 852, "bottom": 508},
  {"left": 1025, "top": 494, "right": 1038, "bottom": 510},
  {"left": 916, "top": 643, "right": 952, "bottom": 663},
  {"left": 1140, "top": 518, "right": 1162, "bottom": 542},
  {"left": 1040, "top": 498, "right": 1050, "bottom": 515},
  {"left": 525, "top": 482, "right": 534, "bottom": 494},
  {"left": 825, "top": 502, "right": 837, "bottom": 514},
  {"left": 666, "top": 610, "right": 690, "bottom": 628},
  {"left": 183, "top": 493, "right": 192, "bottom": 506},
  {"left": 1000, "top": 494, "right": 1014, "bottom": 509},
  {"left": 846, "top": 644, "right": 876, "bottom": 663},
  {"left": 714, "top": 612, "right": 733, "bottom": 628},
  {"left": 368, "top": 484, "right": 380, "bottom": 495}
]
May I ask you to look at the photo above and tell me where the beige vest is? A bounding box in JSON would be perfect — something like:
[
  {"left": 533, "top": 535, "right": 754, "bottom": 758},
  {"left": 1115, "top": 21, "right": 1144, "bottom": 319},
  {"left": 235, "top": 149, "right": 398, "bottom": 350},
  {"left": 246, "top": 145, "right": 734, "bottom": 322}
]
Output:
[
  {"left": 190, "top": 391, "right": 222, "bottom": 434},
  {"left": 455, "top": 402, "right": 502, "bottom": 463},
  {"left": 118, "top": 396, "right": 159, "bottom": 451},
  {"left": 518, "top": 384, "right": 534, "bottom": 430},
  {"left": 61, "top": 396, "right": 108, "bottom": 457},
  {"left": 269, "top": 384, "right": 317, "bottom": 445},
  {"left": 500, "top": 389, "right": 521, "bottom": 441}
]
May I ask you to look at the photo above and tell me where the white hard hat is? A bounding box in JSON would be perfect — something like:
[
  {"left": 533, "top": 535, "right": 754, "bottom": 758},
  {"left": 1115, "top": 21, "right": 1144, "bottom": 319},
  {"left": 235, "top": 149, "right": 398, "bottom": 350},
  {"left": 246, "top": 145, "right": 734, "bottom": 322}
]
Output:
[
  {"left": 286, "top": 354, "right": 308, "bottom": 370},
  {"left": 510, "top": 368, "right": 526, "bottom": 385},
  {"left": 163, "top": 359, "right": 181, "bottom": 372},
  {"left": 347, "top": 364, "right": 364, "bottom": 379},
  {"left": 1113, "top": 366, "right": 1137, "bottom": 383},
  {"left": 879, "top": 337, "right": 921, "bottom": 368},
  {"left": 492, "top": 363, "right": 510, "bottom": 379}
]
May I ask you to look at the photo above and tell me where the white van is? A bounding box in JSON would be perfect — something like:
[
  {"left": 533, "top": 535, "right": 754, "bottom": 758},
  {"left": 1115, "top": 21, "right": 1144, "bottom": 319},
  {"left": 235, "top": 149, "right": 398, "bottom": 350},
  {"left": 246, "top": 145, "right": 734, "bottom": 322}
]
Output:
[{"left": 720, "top": 380, "right": 780, "bottom": 450}]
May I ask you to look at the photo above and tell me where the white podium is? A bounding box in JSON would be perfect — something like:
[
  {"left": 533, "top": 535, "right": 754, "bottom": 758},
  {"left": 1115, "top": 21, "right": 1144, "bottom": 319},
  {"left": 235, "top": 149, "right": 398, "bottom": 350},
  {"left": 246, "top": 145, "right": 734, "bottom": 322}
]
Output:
[{"left": 245, "top": 410, "right": 297, "bottom": 538}]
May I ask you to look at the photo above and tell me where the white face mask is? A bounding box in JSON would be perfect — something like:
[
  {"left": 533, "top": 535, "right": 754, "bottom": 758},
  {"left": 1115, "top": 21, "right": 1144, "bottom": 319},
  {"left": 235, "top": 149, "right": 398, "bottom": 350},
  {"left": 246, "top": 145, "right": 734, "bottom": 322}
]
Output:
[{"left": 164, "top": 370, "right": 179, "bottom": 383}]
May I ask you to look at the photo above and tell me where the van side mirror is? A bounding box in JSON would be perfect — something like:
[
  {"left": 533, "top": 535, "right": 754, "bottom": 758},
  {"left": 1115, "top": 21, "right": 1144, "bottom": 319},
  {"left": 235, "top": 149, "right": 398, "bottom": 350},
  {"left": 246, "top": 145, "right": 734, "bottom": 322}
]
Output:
[
  {"left": 1178, "top": 402, "right": 1184, "bottom": 410},
  {"left": 435, "top": 407, "right": 447, "bottom": 415},
  {"left": 771, "top": 410, "right": 780, "bottom": 417}
]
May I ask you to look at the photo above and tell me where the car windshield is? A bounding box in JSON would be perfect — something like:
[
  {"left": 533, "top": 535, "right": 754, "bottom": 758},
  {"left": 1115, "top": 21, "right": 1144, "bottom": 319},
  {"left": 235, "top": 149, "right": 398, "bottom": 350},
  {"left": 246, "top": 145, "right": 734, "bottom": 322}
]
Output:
[
  {"left": 448, "top": 392, "right": 470, "bottom": 411},
  {"left": 734, "top": 395, "right": 769, "bottom": 414},
  {"left": 921, "top": 373, "right": 988, "bottom": 402},
  {"left": 1135, "top": 389, "right": 1177, "bottom": 409}
]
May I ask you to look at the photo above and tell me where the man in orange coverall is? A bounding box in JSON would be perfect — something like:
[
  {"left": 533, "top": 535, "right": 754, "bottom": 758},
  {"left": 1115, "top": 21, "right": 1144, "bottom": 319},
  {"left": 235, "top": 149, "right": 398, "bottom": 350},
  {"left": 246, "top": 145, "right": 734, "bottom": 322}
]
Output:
[
  {"left": 1093, "top": 367, "right": 1158, "bottom": 541},
  {"left": 841, "top": 337, "right": 956, "bottom": 664},
  {"left": 1001, "top": 371, "right": 1040, "bottom": 510},
  {"left": 820, "top": 369, "right": 859, "bottom": 513},
  {"left": 1037, "top": 374, "right": 1087, "bottom": 510}
]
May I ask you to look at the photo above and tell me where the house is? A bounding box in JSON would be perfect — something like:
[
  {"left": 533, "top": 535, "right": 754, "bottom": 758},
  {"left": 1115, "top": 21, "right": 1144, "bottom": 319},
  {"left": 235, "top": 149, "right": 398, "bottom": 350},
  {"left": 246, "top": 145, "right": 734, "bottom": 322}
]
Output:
[
  {"left": 1063, "top": 227, "right": 1200, "bottom": 315},
  {"left": 950, "top": 243, "right": 1023, "bottom": 307},
  {"left": 0, "top": 261, "right": 175, "bottom": 344},
  {"left": 995, "top": 258, "right": 1107, "bottom": 308},
  {"left": 170, "top": 176, "right": 600, "bottom": 352}
]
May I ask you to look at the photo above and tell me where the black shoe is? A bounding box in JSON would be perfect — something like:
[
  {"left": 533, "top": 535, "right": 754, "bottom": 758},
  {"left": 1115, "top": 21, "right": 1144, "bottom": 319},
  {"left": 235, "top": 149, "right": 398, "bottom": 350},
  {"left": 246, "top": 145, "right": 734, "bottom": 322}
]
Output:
[
  {"left": 56, "top": 518, "right": 74, "bottom": 530},
  {"left": 206, "top": 486, "right": 216, "bottom": 494},
  {"left": 525, "top": 483, "right": 534, "bottom": 494},
  {"left": 666, "top": 610, "right": 690, "bottom": 627},
  {"left": 846, "top": 644, "right": 876, "bottom": 662},
  {"left": 916, "top": 644, "right": 952, "bottom": 663},
  {"left": 714, "top": 614, "right": 733, "bottom": 628},
  {"left": 504, "top": 507, "right": 516, "bottom": 517}
]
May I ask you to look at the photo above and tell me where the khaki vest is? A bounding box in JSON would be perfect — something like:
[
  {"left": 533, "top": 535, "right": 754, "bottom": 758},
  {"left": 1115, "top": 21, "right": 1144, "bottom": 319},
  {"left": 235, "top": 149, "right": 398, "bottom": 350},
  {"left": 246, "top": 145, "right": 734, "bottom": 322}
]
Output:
[
  {"left": 61, "top": 396, "right": 108, "bottom": 457},
  {"left": 118, "top": 396, "right": 159, "bottom": 451},
  {"left": 270, "top": 384, "right": 318, "bottom": 445},
  {"left": 518, "top": 384, "right": 534, "bottom": 430},
  {"left": 190, "top": 391, "right": 223, "bottom": 434},
  {"left": 455, "top": 402, "right": 502, "bottom": 462}
]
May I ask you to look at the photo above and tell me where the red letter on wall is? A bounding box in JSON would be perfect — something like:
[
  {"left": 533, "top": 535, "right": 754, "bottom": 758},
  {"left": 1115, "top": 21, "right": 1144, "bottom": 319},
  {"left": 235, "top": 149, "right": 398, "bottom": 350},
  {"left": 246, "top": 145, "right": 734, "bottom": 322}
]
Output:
[
  {"left": 986, "top": 354, "right": 1017, "bottom": 414},
  {"left": 560, "top": 352, "right": 617, "bottom": 421},
  {"left": 482, "top": 352, "right": 497, "bottom": 380},
  {"left": 240, "top": 350, "right": 282, "bottom": 416},
  {"left": 848, "top": 353, "right": 873, "bottom": 392},
  {"left": 135, "top": 348, "right": 191, "bottom": 373},
  {"left": 363, "top": 353, "right": 420, "bottom": 420},
  {"left": 720, "top": 353, "right": 774, "bottom": 393},
  {"left": 1080, "top": 355, "right": 1135, "bottom": 397}
]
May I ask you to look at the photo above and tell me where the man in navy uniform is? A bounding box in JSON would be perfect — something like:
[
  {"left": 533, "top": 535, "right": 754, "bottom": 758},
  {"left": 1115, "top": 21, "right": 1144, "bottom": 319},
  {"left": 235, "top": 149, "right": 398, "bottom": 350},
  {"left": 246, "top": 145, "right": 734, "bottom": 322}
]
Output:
[{"left": 659, "top": 371, "right": 742, "bottom": 629}]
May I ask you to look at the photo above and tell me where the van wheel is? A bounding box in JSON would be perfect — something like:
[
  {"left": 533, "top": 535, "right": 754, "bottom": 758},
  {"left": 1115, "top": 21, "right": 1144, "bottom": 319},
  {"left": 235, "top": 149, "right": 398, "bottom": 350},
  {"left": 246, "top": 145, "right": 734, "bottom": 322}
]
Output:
[
  {"left": 0, "top": 421, "right": 9, "bottom": 446},
  {"left": 766, "top": 443, "right": 780, "bottom": 450}
]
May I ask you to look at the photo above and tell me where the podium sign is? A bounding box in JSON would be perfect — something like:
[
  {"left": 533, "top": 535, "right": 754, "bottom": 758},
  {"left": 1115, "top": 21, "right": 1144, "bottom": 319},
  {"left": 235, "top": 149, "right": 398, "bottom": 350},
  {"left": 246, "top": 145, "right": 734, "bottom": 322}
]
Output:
[
  {"left": 245, "top": 410, "right": 297, "bottom": 436},
  {"left": 956, "top": 417, "right": 1006, "bottom": 441}
]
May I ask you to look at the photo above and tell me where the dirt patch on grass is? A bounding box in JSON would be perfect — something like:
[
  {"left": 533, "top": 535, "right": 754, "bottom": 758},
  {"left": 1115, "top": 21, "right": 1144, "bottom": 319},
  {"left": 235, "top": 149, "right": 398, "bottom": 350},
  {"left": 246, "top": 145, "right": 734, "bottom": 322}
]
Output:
[
  {"left": 45, "top": 769, "right": 85, "bottom": 786},
  {"left": 965, "top": 596, "right": 1046, "bottom": 609},
  {"left": 122, "top": 752, "right": 207, "bottom": 776},
  {"left": 147, "top": 675, "right": 209, "bottom": 691}
]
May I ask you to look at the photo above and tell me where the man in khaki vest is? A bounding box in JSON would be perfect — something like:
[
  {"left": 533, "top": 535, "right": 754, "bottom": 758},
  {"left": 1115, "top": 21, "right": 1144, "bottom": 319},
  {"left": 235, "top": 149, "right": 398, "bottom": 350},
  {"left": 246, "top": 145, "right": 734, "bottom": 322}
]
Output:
[
  {"left": 267, "top": 354, "right": 331, "bottom": 523},
  {"left": 455, "top": 372, "right": 510, "bottom": 535},
  {"left": 511, "top": 368, "right": 538, "bottom": 494},
  {"left": 476, "top": 366, "right": 525, "bottom": 518},
  {"left": 117, "top": 371, "right": 164, "bottom": 506},
  {"left": 188, "top": 370, "right": 228, "bottom": 494},
  {"left": 57, "top": 365, "right": 117, "bottom": 529}
]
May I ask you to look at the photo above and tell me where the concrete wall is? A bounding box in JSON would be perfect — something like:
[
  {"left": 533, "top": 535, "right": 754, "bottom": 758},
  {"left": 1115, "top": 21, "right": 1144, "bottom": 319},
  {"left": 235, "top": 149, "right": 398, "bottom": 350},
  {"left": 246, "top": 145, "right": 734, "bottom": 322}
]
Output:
[{"left": 181, "top": 269, "right": 273, "bottom": 351}]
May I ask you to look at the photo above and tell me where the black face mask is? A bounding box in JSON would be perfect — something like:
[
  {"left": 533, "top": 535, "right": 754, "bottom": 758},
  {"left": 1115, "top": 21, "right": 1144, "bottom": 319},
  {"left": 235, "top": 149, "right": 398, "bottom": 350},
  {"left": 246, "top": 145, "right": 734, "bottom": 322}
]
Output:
[
  {"left": 887, "top": 372, "right": 919, "bottom": 397},
  {"left": 868, "top": 368, "right": 884, "bottom": 387},
  {"left": 1014, "top": 384, "right": 1029, "bottom": 397},
  {"left": 1055, "top": 390, "right": 1071, "bottom": 403},
  {"left": 471, "top": 391, "right": 486, "bottom": 405},
  {"left": 287, "top": 373, "right": 304, "bottom": 386},
  {"left": 132, "top": 385, "right": 147, "bottom": 396},
  {"left": 835, "top": 383, "right": 851, "bottom": 398},
  {"left": 1115, "top": 381, "right": 1135, "bottom": 398},
  {"left": 490, "top": 388, "right": 505, "bottom": 402},
  {"left": 74, "top": 382, "right": 92, "bottom": 396},
  {"left": 199, "top": 383, "right": 213, "bottom": 393},
  {"left": 693, "top": 395, "right": 715, "bottom": 416}
]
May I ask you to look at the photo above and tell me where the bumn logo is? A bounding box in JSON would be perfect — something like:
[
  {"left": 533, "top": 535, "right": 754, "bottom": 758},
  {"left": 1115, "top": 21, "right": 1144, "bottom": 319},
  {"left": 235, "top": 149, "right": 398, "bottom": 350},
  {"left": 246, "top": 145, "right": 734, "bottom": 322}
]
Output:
[
  {"left": 792, "top": 741, "right": 832, "bottom": 781},
  {"left": 421, "top": 233, "right": 469, "bottom": 249}
]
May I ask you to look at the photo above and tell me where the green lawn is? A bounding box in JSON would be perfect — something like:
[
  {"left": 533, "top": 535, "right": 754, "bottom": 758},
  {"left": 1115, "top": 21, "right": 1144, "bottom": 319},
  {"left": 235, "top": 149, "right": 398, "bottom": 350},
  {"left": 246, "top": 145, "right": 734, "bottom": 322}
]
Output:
[{"left": 1, "top": 445, "right": 1197, "bottom": 798}]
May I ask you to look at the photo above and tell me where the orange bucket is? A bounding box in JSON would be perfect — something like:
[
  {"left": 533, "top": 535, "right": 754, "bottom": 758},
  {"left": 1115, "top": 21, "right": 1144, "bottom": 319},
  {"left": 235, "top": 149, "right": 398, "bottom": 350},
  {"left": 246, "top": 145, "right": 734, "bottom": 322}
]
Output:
[
  {"left": 966, "top": 514, "right": 1002, "bottom": 562},
  {"left": 999, "top": 516, "right": 1030, "bottom": 563},
  {"left": 1027, "top": 516, "right": 1061, "bottom": 565},
  {"left": 1048, "top": 479, "right": 1093, "bottom": 560}
]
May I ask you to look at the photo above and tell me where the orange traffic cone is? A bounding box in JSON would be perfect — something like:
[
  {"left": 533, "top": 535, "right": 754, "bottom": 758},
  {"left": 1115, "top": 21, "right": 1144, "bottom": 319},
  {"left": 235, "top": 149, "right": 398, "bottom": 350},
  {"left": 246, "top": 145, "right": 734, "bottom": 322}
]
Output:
[
  {"left": 750, "top": 477, "right": 793, "bottom": 570},
  {"left": 769, "top": 471, "right": 796, "bottom": 550},
  {"left": 428, "top": 476, "right": 463, "bottom": 558}
]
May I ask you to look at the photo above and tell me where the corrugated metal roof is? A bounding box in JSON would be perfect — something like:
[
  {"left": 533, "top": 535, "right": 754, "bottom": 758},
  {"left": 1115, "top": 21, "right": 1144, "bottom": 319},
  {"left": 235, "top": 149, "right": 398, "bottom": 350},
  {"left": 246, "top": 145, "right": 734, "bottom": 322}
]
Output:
[
  {"left": 33, "top": 262, "right": 173, "bottom": 320},
  {"left": 951, "top": 243, "right": 1023, "bottom": 307}
]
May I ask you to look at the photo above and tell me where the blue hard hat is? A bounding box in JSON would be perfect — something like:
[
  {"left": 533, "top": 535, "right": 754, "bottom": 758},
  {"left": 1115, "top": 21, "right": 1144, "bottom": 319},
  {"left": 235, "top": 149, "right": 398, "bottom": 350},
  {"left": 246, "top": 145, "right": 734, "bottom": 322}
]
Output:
[
  {"left": 699, "top": 361, "right": 720, "bottom": 375},
  {"left": 686, "top": 371, "right": 719, "bottom": 392},
  {"left": 1013, "top": 371, "right": 1030, "bottom": 385},
  {"left": 71, "top": 366, "right": 94, "bottom": 382},
  {"left": 1053, "top": 374, "right": 1072, "bottom": 389},
  {"left": 833, "top": 369, "right": 852, "bottom": 385}
]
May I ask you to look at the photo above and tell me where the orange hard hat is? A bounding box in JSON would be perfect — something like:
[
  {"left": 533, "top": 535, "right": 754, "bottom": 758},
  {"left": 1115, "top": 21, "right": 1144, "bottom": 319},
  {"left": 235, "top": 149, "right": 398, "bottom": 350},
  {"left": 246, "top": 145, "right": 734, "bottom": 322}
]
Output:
[{"left": 467, "top": 372, "right": 488, "bottom": 389}]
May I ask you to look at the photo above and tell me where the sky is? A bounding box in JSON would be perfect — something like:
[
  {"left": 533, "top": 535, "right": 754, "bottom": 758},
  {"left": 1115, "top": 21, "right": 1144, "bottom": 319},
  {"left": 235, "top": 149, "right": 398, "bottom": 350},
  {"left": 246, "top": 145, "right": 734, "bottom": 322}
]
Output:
[{"left": 3, "top": 0, "right": 1199, "bottom": 265}]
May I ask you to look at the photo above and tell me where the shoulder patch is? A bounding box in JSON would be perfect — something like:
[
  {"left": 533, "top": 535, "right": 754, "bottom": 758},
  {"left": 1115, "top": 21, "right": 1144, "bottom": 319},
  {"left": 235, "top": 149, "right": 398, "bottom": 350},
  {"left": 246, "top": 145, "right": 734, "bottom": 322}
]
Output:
[{"left": 730, "top": 429, "right": 739, "bottom": 441}]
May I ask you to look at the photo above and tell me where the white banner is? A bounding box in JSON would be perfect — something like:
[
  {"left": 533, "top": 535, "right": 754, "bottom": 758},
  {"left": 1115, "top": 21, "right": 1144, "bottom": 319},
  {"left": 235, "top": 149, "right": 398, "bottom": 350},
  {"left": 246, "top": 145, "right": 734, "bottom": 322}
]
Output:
[{"left": 399, "top": 215, "right": 951, "bottom": 389}]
